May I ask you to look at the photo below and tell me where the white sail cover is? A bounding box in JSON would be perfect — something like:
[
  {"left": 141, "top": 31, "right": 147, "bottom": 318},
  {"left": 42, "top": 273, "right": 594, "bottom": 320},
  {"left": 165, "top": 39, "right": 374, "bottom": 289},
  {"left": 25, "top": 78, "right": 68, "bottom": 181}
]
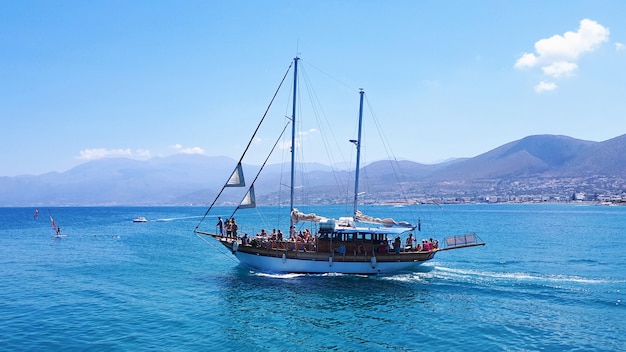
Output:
[
  {"left": 355, "top": 210, "right": 415, "bottom": 228},
  {"left": 239, "top": 186, "right": 256, "bottom": 209},
  {"left": 225, "top": 163, "right": 245, "bottom": 187},
  {"left": 291, "top": 208, "right": 326, "bottom": 223}
]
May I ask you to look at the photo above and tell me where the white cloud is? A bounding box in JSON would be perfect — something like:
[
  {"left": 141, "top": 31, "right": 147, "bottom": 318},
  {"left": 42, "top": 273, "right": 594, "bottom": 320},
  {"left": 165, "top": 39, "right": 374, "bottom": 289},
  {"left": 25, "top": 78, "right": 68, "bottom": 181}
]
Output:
[
  {"left": 514, "top": 53, "right": 538, "bottom": 69},
  {"left": 170, "top": 144, "right": 205, "bottom": 155},
  {"left": 616, "top": 42, "right": 625, "bottom": 51},
  {"left": 135, "top": 149, "right": 152, "bottom": 158},
  {"left": 534, "top": 81, "right": 558, "bottom": 93},
  {"left": 298, "top": 128, "right": 318, "bottom": 136},
  {"left": 76, "top": 148, "right": 133, "bottom": 160},
  {"left": 515, "top": 19, "right": 610, "bottom": 92},
  {"left": 76, "top": 145, "right": 204, "bottom": 161},
  {"left": 541, "top": 61, "right": 578, "bottom": 77}
]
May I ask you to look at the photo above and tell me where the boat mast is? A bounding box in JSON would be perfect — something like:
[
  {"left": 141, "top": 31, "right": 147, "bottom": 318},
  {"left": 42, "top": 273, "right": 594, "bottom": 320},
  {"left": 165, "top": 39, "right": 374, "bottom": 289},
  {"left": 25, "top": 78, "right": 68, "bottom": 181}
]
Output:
[
  {"left": 290, "top": 57, "right": 299, "bottom": 230},
  {"left": 352, "top": 89, "right": 365, "bottom": 219}
]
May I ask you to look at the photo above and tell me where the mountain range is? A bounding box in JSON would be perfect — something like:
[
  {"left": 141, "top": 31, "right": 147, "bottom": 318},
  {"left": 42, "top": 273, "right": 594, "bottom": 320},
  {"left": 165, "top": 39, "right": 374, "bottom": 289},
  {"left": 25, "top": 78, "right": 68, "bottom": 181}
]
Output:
[{"left": 2, "top": 134, "right": 625, "bottom": 206}]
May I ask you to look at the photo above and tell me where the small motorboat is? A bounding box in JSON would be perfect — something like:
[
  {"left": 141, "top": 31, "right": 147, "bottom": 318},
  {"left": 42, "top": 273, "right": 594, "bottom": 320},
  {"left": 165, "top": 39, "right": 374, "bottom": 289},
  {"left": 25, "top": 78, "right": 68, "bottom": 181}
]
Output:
[{"left": 133, "top": 216, "right": 148, "bottom": 223}]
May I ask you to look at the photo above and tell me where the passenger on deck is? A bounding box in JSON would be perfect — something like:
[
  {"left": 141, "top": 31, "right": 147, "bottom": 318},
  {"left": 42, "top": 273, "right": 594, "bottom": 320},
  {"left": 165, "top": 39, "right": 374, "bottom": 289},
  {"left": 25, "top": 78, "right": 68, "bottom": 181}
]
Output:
[
  {"left": 216, "top": 216, "right": 224, "bottom": 236},
  {"left": 378, "top": 242, "right": 387, "bottom": 254},
  {"left": 303, "top": 230, "right": 312, "bottom": 243},
  {"left": 242, "top": 233, "right": 249, "bottom": 245},
  {"left": 277, "top": 229, "right": 284, "bottom": 241},
  {"left": 422, "top": 240, "right": 431, "bottom": 252},
  {"left": 394, "top": 236, "right": 402, "bottom": 254},
  {"left": 225, "top": 220, "right": 233, "bottom": 237},
  {"left": 406, "top": 233, "right": 414, "bottom": 250},
  {"left": 231, "top": 218, "right": 238, "bottom": 237}
]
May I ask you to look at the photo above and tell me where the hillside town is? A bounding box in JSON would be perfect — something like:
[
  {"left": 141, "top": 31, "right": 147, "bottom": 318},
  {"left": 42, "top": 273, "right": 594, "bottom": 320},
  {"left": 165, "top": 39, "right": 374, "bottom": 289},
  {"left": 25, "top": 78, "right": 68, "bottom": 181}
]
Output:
[
  {"left": 260, "top": 175, "right": 626, "bottom": 206},
  {"left": 378, "top": 176, "right": 626, "bottom": 205}
]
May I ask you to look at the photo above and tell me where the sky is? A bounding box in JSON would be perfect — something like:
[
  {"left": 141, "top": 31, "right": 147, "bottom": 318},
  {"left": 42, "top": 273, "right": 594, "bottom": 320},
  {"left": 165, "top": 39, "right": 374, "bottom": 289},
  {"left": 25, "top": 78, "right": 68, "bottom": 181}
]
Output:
[{"left": 1, "top": 0, "right": 625, "bottom": 176}]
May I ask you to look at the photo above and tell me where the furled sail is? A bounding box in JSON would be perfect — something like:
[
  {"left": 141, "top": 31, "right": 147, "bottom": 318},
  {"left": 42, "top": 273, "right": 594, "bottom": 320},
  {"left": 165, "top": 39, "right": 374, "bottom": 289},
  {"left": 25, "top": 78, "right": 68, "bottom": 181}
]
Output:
[
  {"left": 226, "top": 163, "right": 245, "bottom": 187},
  {"left": 355, "top": 210, "right": 415, "bottom": 228},
  {"left": 239, "top": 186, "right": 256, "bottom": 209},
  {"left": 291, "top": 208, "right": 326, "bottom": 223}
]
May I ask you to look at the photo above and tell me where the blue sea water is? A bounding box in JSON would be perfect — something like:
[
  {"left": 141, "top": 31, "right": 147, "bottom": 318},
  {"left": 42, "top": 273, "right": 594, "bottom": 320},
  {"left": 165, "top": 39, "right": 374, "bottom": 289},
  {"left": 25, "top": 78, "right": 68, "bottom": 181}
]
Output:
[{"left": 1, "top": 204, "right": 625, "bottom": 351}]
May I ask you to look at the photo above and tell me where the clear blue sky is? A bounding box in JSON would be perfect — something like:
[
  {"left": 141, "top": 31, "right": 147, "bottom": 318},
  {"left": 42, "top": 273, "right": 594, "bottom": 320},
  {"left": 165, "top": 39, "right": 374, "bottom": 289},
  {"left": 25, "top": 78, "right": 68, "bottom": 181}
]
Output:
[{"left": 1, "top": 0, "right": 625, "bottom": 176}]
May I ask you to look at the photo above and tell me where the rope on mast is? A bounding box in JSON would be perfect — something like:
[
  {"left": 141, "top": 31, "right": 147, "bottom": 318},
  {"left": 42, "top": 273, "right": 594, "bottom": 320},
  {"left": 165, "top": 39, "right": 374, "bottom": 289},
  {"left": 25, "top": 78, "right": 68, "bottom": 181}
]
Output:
[{"left": 195, "top": 61, "right": 294, "bottom": 231}]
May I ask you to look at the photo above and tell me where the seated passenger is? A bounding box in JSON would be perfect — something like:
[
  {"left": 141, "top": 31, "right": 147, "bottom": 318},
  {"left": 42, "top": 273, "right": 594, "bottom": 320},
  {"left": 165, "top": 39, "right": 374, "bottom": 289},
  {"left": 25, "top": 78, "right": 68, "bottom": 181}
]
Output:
[{"left": 406, "top": 233, "right": 414, "bottom": 250}]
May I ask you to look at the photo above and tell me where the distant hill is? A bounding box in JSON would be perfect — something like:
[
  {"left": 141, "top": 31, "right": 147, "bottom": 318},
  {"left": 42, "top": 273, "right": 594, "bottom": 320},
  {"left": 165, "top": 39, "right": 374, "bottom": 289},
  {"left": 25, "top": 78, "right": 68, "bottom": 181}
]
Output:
[
  {"left": 425, "top": 134, "right": 626, "bottom": 180},
  {"left": 1, "top": 134, "right": 625, "bottom": 206}
]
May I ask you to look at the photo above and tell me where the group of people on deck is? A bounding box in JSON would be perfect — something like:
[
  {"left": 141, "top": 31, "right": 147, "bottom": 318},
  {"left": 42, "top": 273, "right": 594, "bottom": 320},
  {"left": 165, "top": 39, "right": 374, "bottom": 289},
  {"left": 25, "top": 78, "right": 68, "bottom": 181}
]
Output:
[
  {"left": 404, "top": 233, "right": 438, "bottom": 252},
  {"left": 216, "top": 216, "right": 238, "bottom": 237},
  {"left": 238, "top": 226, "right": 317, "bottom": 251},
  {"left": 217, "top": 216, "right": 437, "bottom": 254}
]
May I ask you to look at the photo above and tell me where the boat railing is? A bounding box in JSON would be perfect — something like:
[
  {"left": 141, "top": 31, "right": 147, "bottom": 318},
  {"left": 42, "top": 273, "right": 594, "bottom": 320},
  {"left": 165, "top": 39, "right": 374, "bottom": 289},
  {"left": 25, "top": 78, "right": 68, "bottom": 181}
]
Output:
[{"left": 440, "top": 232, "right": 486, "bottom": 250}]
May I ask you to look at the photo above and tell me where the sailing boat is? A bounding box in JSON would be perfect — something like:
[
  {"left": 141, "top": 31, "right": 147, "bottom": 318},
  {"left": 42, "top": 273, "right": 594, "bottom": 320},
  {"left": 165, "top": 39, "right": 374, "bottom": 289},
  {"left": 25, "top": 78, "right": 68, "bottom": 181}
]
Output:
[
  {"left": 194, "top": 57, "right": 484, "bottom": 274},
  {"left": 49, "top": 212, "right": 66, "bottom": 238}
]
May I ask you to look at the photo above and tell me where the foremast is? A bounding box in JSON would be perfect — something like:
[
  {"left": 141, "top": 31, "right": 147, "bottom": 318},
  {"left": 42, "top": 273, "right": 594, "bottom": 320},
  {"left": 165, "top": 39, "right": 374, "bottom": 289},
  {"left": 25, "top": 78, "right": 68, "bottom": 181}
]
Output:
[{"left": 289, "top": 57, "right": 299, "bottom": 231}]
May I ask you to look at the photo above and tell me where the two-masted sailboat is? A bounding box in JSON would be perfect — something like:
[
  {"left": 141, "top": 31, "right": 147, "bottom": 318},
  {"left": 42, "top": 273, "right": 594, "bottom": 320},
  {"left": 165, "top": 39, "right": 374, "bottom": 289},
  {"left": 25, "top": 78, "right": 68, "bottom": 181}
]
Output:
[{"left": 194, "top": 57, "right": 484, "bottom": 274}]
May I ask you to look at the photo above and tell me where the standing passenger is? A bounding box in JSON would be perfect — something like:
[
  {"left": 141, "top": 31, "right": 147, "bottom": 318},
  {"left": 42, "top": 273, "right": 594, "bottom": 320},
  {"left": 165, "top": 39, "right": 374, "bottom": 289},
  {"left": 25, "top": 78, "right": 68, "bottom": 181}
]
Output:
[
  {"left": 231, "top": 218, "right": 238, "bottom": 237},
  {"left": 226, "top": 219, "right": 233, "bottom": 237},
  {"left": 216, "top": 216, "right": 224, "bottom": 236}
]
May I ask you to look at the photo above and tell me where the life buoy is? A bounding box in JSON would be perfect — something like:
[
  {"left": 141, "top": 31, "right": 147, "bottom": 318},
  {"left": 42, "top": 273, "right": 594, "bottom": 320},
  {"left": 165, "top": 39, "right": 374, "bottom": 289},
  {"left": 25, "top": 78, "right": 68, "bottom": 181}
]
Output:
[
  {"left": 328, "top": 256, "right": 333, "bottom": 267},
  {"left": 282, "top": 253, "right": 287, "bottom": 263},
  {"left": 232, "top": 241, "right": 239, "bottom": 253},
  {"left": 370, "top": 256, "right": 377, "bottom": 268}
]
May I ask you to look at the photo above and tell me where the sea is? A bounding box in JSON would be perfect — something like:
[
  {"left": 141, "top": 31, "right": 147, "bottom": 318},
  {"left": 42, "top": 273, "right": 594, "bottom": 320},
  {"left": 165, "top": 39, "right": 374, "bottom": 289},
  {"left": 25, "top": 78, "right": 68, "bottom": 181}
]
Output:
[{"left": 1, "top": 203, "right": 625, "bottom": 351}]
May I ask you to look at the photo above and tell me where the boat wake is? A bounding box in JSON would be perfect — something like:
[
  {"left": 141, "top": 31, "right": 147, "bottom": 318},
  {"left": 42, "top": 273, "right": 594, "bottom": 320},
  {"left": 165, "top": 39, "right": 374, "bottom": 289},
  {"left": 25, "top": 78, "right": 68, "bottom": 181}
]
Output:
[
  {"left": 433, "top": 265, "right": 617, "bottom": 285},
  {"left": 250, "top": 271, "right": 370, "bottom": 279},
  {"left": 252, "top": 272, "right": 307, "bottom": 279},
  {"left": 155, "top": 215, "right": 204, "bottom": 222}
]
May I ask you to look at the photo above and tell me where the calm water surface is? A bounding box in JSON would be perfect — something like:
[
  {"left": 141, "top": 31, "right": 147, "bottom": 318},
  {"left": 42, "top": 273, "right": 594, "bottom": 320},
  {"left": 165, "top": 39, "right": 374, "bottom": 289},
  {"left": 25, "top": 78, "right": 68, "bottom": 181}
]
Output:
[{"left": 1, "top": 204, "right": 625, "bottom": 351}]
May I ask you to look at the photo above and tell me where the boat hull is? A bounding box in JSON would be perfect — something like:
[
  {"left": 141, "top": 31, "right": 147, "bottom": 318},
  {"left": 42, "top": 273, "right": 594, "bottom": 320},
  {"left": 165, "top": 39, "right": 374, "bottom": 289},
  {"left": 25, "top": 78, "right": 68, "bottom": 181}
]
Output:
[
  {"left": 236, "top": 251, "right": 430, "bottom": 274},
  {"left": 208, "top": 235, "right": 436, "bottom": 275}
]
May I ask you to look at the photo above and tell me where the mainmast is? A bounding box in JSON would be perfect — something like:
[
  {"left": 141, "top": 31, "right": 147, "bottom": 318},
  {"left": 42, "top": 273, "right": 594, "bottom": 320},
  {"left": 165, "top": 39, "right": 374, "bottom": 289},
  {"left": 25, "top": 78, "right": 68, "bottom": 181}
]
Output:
[
  {"left": 352, "top": 89, "right": 365, "bottom": 218},
  {"left": 289, "top": 57, "right": 299, "bottom": 230}
]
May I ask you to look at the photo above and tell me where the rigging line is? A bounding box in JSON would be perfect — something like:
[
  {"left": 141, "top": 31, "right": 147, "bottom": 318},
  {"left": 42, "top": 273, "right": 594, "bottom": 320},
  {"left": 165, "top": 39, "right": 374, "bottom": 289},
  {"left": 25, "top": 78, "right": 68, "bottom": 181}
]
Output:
[
  {"left": 363, "top": 95, "right": 413, "bottom": 205},
  {"left": 229, "top": 120, "right": 291, "bottom": 220},
  {"left": 194, "top": 232, "right": 239, "bottom": 263},
  {"left": 300, "top": 59, "right": 360, "bottom": 94},
  {"left": 298, "top": 63, "right": 351, "bottom": 197},
  {"left": 194, "top": 61, "right": 294, "bottom": 231},
  {"left": 302, "top": 64, "right": 350, "bottom": 168}
]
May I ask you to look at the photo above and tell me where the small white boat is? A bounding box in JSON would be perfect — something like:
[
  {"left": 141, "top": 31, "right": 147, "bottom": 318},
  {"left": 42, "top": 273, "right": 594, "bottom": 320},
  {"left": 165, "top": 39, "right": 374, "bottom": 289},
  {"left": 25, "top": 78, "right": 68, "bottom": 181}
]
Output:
[{"left": 133, "top": 216, "right": 148, "bottom": 223}]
